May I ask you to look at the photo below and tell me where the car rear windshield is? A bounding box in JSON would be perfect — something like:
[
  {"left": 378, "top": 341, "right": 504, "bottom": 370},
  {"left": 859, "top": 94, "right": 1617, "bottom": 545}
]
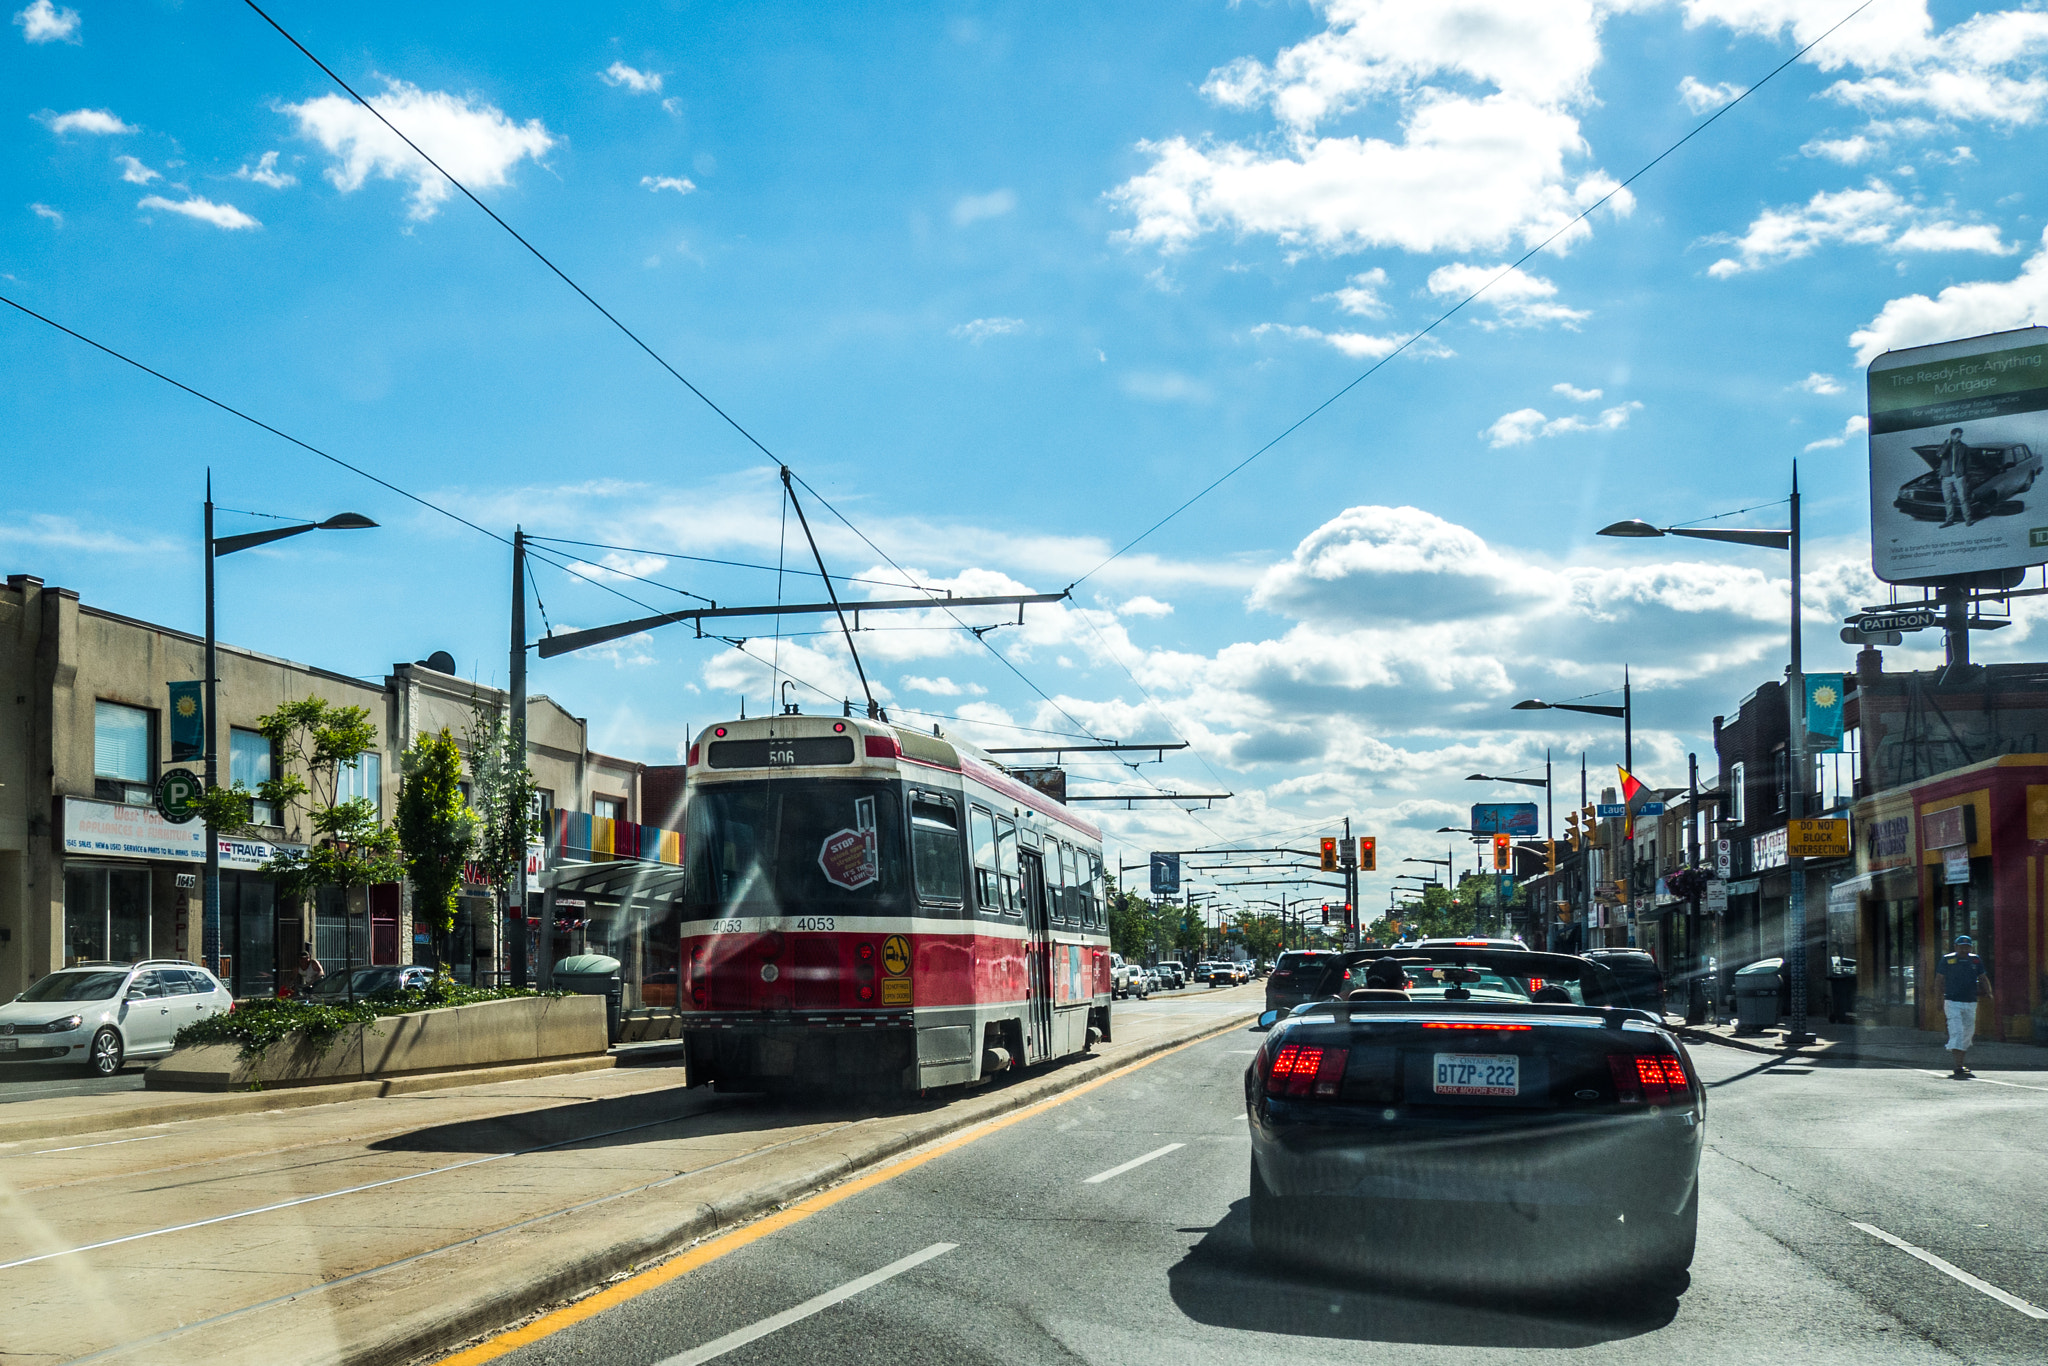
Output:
[{"left": 20, "top": 970, "right": 128, "bottom": 1002}]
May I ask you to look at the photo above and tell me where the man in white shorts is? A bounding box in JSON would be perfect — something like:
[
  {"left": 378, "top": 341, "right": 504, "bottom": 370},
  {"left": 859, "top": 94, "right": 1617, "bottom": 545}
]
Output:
[{"left": 1937, "top": 934, "right": 1993, "bottom": 1079}]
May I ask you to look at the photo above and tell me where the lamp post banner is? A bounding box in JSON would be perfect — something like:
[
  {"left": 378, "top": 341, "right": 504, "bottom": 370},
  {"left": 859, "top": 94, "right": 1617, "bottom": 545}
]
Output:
[{"left": 1868, "top": 326, "right": 2048, "bottom": 583}]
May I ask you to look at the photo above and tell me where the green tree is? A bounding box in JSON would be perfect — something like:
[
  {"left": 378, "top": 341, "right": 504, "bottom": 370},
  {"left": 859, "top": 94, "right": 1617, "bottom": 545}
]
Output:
[
  {"left": 258, "top": 697, "right": 404, "bottom": 984},
  {"left": 395, "top": 726, "right": 478, "bottom": 969},
  {"left": 463, "top": 696, "right": 540, "bottom": 950},
  {"left": 1237, "top": 912, "right": 1284, "bottom": 964}
]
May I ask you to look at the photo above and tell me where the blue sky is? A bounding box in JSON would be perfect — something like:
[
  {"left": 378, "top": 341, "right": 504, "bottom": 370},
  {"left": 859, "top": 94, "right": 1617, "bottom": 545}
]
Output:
[{"left": 8, "top": 0, "right": 2048, "bottom": 907}]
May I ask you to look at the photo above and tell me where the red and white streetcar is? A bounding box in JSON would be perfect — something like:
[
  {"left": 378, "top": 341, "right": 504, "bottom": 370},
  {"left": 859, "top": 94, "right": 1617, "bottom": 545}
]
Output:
[{"left": 677, "top": 712, "right": 1112, "bottom": 1095}]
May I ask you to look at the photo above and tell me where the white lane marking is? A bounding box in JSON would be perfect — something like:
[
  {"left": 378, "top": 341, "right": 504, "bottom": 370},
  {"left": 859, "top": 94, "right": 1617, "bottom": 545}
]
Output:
[
  {"left": 1228, "top": 1049, "right": 1259, "bottom": 1054},
  {"left": 654, "top": 1242, "right": 957, "bottom": 1366},
  {"left": 1921, "top": 1070, "right": 2048, "bottom": 1094},
  {"left": 1851, "top": 1221, "right": 2048, "bottom": 1319},
  {"left": 0, "top": 1109, "right": 696, "bottom": 1272},
  {"left": 1083, "top": 1142, "right": 1185, "bottom": 1185},
  {"left": 30, "top": 1133, "right": 168, "bottom": 1156}
]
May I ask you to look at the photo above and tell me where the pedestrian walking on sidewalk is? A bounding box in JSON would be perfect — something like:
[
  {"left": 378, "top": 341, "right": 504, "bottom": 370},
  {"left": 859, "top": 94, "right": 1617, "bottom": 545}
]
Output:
[{"left": 1938, "top": 934, "right": 1993, "bottom": 1078}]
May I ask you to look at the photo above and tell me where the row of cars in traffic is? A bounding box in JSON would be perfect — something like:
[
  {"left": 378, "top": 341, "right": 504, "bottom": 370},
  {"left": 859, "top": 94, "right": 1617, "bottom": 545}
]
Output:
[
  {"left": 1244, "top": 937, "right": 1702, "bottom": 1298},
  {"left": 1109, "top": 955, "right": 1258, "bottom": 999}
]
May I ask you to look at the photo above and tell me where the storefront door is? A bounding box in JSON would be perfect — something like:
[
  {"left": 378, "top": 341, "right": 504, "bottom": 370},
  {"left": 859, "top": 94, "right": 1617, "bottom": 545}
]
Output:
[{"left": 63, "top": 865, "right": 151, "bottom": 965}]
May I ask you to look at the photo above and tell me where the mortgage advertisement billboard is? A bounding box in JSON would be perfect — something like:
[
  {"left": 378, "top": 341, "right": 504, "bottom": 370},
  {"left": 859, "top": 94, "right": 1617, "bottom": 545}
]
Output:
[
  {"left": 1470, "top": 802, "right": 1539, "bottom": 836},
  {"left": 1868, "top": 325, "right": 2048, "bottom": 584}
]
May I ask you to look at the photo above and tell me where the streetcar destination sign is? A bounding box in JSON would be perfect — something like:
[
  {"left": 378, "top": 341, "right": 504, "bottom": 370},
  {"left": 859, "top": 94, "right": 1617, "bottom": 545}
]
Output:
[{"left": 1845, "top": 607, "right": 1940, "bottom": 634}]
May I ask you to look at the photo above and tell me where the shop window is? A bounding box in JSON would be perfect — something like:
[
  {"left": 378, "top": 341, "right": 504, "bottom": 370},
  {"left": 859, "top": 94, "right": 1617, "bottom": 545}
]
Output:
[
  {"left": 1773, "top": 747, "right": 1788, "bottom": 814},
  {"left": 93, "top": 701, "right": 153, "bottom": 804},
  {"left": 62, "top": 866, "right": 151, "bottom": 964},
  {"left": 229, "top": 727, "right": 276, "bottom": 824},
  {"left": 336, "top": 751, "right": 382, "bottom": 815}
]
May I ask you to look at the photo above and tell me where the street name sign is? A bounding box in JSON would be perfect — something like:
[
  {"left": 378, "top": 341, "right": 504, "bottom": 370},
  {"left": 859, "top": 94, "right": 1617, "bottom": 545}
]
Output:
[
  {"left": 1785, "top": 818, "right": 1850, "bottom": 858},
  {"left": 1596, "top": 803, "right": 1626, "bottom": 818},
  {"left": 1637, "top": 801, "right": 1666, "bottom": 815},
  {"left": 1846, "top": 607, "right": 1940, "bottom": 634}
]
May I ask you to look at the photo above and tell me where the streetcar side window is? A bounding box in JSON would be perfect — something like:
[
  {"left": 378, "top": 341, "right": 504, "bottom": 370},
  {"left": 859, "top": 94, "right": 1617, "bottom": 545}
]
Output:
[
  {"left": 969, "top": 805, "right": 1000, "bottom": 912},
  {"left": 1044, "top": 839, "right": 1067, "bottom": 927},
  {"left": 995, "top": 815, "right": 1020, "bottom": 914},
  {"left": 911, "top": 797, "right": 965, "bottom": 905}
]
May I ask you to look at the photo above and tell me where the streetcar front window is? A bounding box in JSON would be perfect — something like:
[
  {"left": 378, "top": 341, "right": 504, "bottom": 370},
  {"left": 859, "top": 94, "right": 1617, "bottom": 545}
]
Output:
[{"left": 684, "top": 780, "right": 908, "bottom": 915}]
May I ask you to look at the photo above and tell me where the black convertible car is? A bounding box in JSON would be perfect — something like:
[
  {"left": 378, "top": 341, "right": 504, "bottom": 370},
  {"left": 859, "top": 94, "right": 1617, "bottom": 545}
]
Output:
[
  {"left": 1246, "top": 947, "right": 1702, "bottom": 1295},
  {"left": 1894, "top": 440, "right": 2041, "bottom": 522}
]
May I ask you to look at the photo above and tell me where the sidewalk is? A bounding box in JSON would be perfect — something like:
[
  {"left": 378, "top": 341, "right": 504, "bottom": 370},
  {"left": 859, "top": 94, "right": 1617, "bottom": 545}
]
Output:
[
  {"left": 1677, "top": 1015, "right": 2048, "bottom": 1072},
  {"left": 0, "top": 986, "right": 1263, "bottom": 1366}
]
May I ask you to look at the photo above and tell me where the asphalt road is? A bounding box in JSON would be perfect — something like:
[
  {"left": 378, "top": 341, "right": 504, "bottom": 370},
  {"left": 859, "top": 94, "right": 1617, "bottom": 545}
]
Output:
[
  {"left": 480, "top": 1028, "right": 2048, "bottom": 1366},
  {"left": 0, "top": 1064, "right": 145, "bottom": 1104}
]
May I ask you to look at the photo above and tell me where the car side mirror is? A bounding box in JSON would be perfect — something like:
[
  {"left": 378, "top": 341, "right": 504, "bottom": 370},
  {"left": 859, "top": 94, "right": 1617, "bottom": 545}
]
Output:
[{"left": 1255, "top": 1009, "right": 1283, "bottom": 1030}]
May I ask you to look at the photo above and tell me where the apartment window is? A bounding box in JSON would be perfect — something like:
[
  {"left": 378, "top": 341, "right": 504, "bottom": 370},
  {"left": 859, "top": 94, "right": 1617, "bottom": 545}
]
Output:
[
  {"left": 1727, "top": 762, "right": 1746, "bottom": 827},
  {"left": 93, "top": 701, "right": 153, "bottom": 804},
  {"left": 593, "top": 795, "right": 624, "bottom": 823},
  {"left": 335, "top": 751, "right": 382, "bottom": 815},
  {"left": 1773, "top": 746, "right": 1789, "bottom": 814},
  {"left": 229, "top": 727, "right": 276, "bottom": 824}
]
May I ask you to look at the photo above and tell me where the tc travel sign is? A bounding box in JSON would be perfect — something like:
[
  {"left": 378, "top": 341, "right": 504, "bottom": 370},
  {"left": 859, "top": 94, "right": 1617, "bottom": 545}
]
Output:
[{"left": 1868, "top": 326, "right": 2048, "bottom": 584}]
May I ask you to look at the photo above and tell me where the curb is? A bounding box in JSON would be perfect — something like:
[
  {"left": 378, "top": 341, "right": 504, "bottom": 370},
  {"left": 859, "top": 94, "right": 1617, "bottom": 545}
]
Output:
[
  {"left": 332, "top": 1005, "right": 1262, "bottom": 1366},
  {"left": 0, "top": 1054, "right": 619, "bottom": 1146}
]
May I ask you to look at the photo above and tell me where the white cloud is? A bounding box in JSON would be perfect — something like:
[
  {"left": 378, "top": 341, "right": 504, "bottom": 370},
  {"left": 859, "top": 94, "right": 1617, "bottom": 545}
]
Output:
[
  {"left": 599, "top": 62, "right": 664, "bottom": 94},
  {"left": 1804, "top": 414, "right": 1870, "bottom": 451},
  {"left": 900, "top": 675, "right": 987, "bottom": 696},
  {"left": 282, "top": 78, "right": 555, "bottom": 222},
  {"left": 640, "top": 174, "right": 696, "bottom": 194},
  {"left": 30, "top": 202, "right": 61, "bottom": 226},
  {"left": 1706, "top": 179, "right": 2014, "bottom": 277},
  {"left": 137, "top": 194, "right": 260, "bottom": 230},
  {"left": 234, "top": 150, "right": 297, "bottom": 188},
  {"left": 0, "top": 514, "right": 175, "bottom": 554},
  {"left": 1850, "top": 227, "right": 2048, "bottom": 364},
  {"left": 1552, "top": 382, "right": 1602, "bottom": 402},
  {"left": 41, "top": 107, "right": 134, "bottom": 136},
  {"left": 1798, "top": 372, "right": 1844, "bottom": 395},
  {"left": 1483, "top": 400, "right": 1640, "bottom": 447},
  {"left": 1251, "top": 322, "right": 1412, "bottom": 360},
  {"left": 951, "top": 316, "right": 1025, "bottom": 343},
  {"left": 14, "top": 0, "right": 77, "bottom": 44},
  {"left": 1109, "top": 1, "right": 1633, "bottom": 258},
  {"left": 1119, "top": 596, "right": 1174, "bottom": 618},
  {"left": 115, "top": 154, "right": 159, "bottom": 185},
  {"left": 1678, "top": 76, "right": 1744, "bottom": 112},
  {"left": 1120, "top": 371, "right": 1211, "bottom": 403},
  {"left": 1321, "top": 267, "right": 1389, "bottom": 318},
  {"left": 1802, "top": 133, "right": 1881, "bottom": 164},
  {"left": 1425, "top": 262, "right": 1588, "bottom": 328},
  {"left": 951, "top": 189, "right": 1016, "bottom": 226}
]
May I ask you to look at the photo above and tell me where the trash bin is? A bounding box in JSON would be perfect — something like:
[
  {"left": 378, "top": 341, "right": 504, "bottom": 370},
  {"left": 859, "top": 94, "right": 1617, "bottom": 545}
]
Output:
[
  {"left": 1827, "top": 955, "right": 1858, "bottom": 1023},
  {"left": 1734, "top": 958, "right": 1783, "bottom": 1033},
  {"left": 553, "top": 953, "right": 623, "bottom": 1044}
]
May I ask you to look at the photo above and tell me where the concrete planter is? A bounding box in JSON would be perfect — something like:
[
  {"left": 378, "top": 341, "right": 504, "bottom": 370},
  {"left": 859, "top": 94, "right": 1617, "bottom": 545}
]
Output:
[{"left": 146, "top": 994, "right": 608, "bottom": 1091}]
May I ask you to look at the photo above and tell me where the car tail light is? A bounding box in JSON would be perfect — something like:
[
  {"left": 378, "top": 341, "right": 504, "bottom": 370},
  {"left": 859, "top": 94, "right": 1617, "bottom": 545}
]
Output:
[
  {"left": 864, "top": 735, "right": 901, "bottom": 759},
  {"left": 227, "top": 1000, "right": 238, "bottom": 1014},
  {"left": 1422, "top": 1021, "right": 1533, "bottom": 1030},
  {"left": 1527, "top": 977, "right": 1545, "bottom": 992},
  {"left": 1264, "top": 1042, "right": 1349, "bottom": 1098},
  {"left": 1609, "top": 1052, "right": 1691, "bottom": 1104}
]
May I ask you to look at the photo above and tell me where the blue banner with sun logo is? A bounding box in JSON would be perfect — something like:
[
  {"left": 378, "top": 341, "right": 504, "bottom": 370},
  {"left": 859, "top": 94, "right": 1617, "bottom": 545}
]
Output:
[
  {"left": 1805, "top": 674, "right": 1846, "bottom": 754},
  {"left": 167, "top": 680, "right": 204, "bottom": 762}
]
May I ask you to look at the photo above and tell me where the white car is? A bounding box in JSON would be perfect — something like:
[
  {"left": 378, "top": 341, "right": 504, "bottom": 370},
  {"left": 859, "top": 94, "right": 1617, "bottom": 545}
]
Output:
[{"left": 0, "top": 961, "right": 233, "bottom": 1077}]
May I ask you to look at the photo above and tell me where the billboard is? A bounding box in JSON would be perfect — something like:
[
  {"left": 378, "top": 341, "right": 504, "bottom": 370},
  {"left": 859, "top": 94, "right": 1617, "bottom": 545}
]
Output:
[
  {"left": 1149, "top": 851, "right": 1180, "bottom": 895},
  {"left": 1868, "top": 326, "right": 2048, "bottom": 584},
  {"left": 1470, "top": 802, "right": 1539, "bottom": 836}
]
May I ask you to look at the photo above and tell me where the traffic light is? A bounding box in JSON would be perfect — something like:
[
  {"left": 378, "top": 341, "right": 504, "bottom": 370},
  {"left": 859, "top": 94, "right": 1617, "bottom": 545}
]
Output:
[
  {"left": 1564, "top": 811, "right": 1581, "bottom": 851},
  {"left": 1358, "top": 836, "right": 1377, "bottom": 872},
  {"left": 1319, "top": 836, "right": 1338, "bottom": 872},
  {"left": 1492, "top": 832, "right": 1511, "bottom": 871},
  {"left": 1546, "top": 839, "right": 1557, "bottom": 873},
  {"left": 1615, "top": 877, "right": 1629, "bottom": 902}
]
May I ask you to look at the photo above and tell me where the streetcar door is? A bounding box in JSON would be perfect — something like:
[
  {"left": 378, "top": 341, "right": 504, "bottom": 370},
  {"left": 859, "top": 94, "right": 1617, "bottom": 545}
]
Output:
[{"left": 1018, "top": 849, "right": 1053, "bottom": 1062}]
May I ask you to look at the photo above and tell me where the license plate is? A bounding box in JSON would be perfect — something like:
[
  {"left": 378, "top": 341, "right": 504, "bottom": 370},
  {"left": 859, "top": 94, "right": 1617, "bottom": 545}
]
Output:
[
  {"left": 0, "top": 1038, "right": 16, "bottom": 1052},
  {"left": 1433, "top": 1052, "right": 1518, "bottom": 1097}
]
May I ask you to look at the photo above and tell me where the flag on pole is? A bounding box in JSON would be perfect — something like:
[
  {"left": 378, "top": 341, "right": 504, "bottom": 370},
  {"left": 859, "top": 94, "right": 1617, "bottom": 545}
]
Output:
[{"left": 1618, "top": 766, "right": 1645, "bottom": 838}]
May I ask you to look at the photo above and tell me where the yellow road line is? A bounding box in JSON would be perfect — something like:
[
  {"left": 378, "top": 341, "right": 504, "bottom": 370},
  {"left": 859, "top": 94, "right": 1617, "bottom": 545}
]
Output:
[{"left": 435, "top": 1021, "right": 1245, "bottom": 1365}]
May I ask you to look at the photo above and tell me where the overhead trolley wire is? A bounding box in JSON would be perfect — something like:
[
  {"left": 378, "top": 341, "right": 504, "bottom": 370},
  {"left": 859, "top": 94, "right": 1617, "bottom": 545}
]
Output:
[{"left": 1063, "top": 0, "right": 1880, "bottom": 591}]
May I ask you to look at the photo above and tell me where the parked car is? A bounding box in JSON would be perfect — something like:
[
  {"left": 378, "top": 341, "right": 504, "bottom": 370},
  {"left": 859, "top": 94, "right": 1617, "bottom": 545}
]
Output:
[
  {"left": 1246, "top": 946, "right": 1698, "bottom": 1293},
  {"left": 0, "top": 960, "right": 232, "bottom": 1077},
  {"left": 1191, "top": 961, "right": 1216, "bottom": 984},
  {"left": 1265, "top": 950, "right": 1356, "bottom": 1013},
  {"left": 1152, "top": 962, "right": 1185, "bottom": 991},
  {"left": 1111, "top": 955, "right": 1151, "bottom": 1000},
  {"left": 300, "top": 964, "right": 438, "bottom": 1002}
]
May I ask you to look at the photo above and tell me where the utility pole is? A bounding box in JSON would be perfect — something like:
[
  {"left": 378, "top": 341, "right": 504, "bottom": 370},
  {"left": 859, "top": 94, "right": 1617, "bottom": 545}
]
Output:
[
  {"left": 202, "top": 475, "right": 220, "bottom": 975},
  {"left": 510, "top": 527, "right": 529, "bottom": 989},
  {"left": 1343, "top": 815, "right": 1357, "bottom": 949},
  {"left": 1687, "top": 750, "right": 1705, "bottom": 1024},
  {"left": 1785, "top": 465, "right": 1812, "bottom": 1047}
]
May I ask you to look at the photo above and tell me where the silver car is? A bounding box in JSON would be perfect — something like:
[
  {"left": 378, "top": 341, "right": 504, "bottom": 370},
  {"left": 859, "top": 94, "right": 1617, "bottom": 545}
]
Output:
[{"left": 0, "top": 960, "right": 233, "bottom": 1077}]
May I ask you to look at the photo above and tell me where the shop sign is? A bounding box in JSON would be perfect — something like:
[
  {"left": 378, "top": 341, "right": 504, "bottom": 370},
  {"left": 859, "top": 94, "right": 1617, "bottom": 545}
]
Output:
[
  {"left": 1752, "top": 826, "right": 1789, "bottom": 871},
  {"left": 218, "top": 836, "right": 308, "bottom": 872},
  {"left": 1862, "top": 809, "right": 1915, "bottom": 872},
  {"left": 63, "top": 797, "right": 207, "bottom": 862},
  {"left": 1786, "top": 818, "right": 1850, "bottom": 858},
  {"left": 1944, "top": 849, "right": 1971, "bottom": 885},
  {"left": 154, "top": 767, "right": 201, "bottom": 824},
  {"left": 1923, "top": 804, "right": 1975, "bottom": 850}
]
